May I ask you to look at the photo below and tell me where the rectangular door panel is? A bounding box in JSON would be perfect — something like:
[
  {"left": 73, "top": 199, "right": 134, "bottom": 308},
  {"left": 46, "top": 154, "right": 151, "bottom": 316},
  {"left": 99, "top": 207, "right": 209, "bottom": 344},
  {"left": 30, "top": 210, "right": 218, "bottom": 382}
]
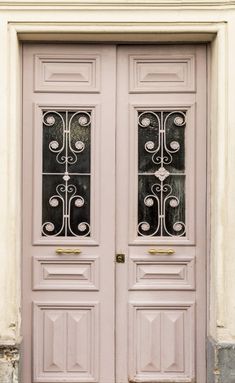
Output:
[
  {"left": 34, "top": 53, "right": 100, "bottom": 92},
  {"left": 33, "top": 255, "right": 99, "bottom": 290},
  {"left": 129, "top": 303, "right": 195, "bottom": 382},
  {"left": 129, "top": 52, "right": 195, "bottom": 93},
  {"left": 34, "top": 302, "right": 98, "bottom": 382},
  {"left": 129, "top": 256, "right": 195, "bottom": 290}
]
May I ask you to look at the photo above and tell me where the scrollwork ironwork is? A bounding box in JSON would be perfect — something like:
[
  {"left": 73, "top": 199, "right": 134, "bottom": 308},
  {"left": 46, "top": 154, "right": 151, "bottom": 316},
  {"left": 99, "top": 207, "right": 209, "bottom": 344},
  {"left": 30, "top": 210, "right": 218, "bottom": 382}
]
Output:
[
  {"left": 42, "top": 110, "right": 91, "bottom": 237},
  {"left": 138, "top": 110, "right": 186, "bottom": 238}
]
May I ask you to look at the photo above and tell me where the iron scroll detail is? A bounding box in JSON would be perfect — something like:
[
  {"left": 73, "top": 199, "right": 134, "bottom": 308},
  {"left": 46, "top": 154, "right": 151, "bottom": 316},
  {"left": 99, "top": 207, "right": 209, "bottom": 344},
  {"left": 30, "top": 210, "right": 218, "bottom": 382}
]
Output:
[
  {"left": 42, "top": 110, "right": 91, "bottom": 237},
  {"left": 137, "top": 110, "right": 186, "bottom": 238}
]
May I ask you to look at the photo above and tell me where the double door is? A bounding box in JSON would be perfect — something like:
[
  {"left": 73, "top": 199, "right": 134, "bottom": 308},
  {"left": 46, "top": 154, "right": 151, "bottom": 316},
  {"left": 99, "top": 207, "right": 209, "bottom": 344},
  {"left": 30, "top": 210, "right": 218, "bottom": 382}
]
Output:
[{"left": 22, "top": 43, "right": 207, "bottom": 383}]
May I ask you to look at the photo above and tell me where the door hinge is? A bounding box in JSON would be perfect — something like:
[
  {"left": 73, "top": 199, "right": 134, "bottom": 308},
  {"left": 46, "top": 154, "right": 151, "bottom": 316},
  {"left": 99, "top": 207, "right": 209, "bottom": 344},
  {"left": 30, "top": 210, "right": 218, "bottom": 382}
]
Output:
[{"left": 116, "top": 253, "right": 125, "bottom": 263}]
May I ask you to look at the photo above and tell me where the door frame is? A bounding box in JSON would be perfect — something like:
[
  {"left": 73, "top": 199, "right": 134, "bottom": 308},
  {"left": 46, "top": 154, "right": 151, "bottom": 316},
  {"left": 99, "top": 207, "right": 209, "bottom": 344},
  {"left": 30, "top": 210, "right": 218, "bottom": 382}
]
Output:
[{"left": 7, "top": 20, "right": 226, "bottom": 378}]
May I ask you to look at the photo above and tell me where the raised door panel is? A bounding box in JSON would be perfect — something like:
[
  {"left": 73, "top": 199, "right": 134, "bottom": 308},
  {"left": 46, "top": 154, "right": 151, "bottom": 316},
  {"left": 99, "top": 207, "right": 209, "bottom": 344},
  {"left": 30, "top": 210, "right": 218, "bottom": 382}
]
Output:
[
  {"left": 129, "top": 54, "right": 195, "bottom": 93},
  {"left": 35, "top": 54, "right": 100, "bottom": 93},
  {"left": 129, "top": 255, "right": 195, "bottom": 290},
  {"left": 44, "top": 310, "right": 66, "bottom": 372},
  {"left": 137, "top": 310, "right": 161, "bottom": 373},
  {"left": 33, "top": 256, "right": 99, "bottom": 290},
  {"left": 67, "top": 311, "right": 91, "bottom": 372},
  {"left": 129, "top": 303, "right": 195, "bottom": 382},
  {"left": 162, "top": 310, "right": 184, "bottom": 372},
  {"left": 34, "top": 302, "right": 99, "bottom": 382}
]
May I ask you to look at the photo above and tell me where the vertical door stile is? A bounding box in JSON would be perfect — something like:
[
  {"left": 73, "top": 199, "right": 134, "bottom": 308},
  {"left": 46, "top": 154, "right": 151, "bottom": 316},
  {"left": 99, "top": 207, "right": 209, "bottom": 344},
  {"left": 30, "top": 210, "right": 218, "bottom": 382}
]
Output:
[{"left": 115, "top": 45, "right": 130, "bottom": 383}]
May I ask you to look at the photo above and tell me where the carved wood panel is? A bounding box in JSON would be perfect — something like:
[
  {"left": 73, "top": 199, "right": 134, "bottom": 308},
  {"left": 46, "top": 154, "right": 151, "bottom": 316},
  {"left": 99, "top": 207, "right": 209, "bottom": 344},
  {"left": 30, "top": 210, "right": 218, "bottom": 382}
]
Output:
[
  {"left": 33, "top": 256, "right": 99, "bottom": 290},
  {"left": 129, "top": 255, "right": 195, "bottom": 290},
  {"left": 33, "top": 302, "right": 99, "bottom": 382},
  {"left": 129, "top": 54, "right": 195, "bottom": 93},
  {"left": 129, "top": 303, "right": 195, "bottom": 382},
  {"left": 35, "top": 54, "right": 100, "bottom": 93}
]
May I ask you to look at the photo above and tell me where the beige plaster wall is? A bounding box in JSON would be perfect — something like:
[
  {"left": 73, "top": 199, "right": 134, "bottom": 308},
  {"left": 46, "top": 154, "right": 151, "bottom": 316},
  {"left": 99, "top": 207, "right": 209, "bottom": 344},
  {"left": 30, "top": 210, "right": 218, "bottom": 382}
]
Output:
[{"left": 0, "top": 0, "right": 234, "bottom": 349}]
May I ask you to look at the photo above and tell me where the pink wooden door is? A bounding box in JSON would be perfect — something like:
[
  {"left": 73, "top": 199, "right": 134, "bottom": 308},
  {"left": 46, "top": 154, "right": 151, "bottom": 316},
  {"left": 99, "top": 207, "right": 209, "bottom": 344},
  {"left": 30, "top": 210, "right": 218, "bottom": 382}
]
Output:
[
  {"left": 22, "top": 43, "right": 207, "bottom": 383},
  {"left": 116, "top": 45, "right": 207, "bottom": 383},
  {"left": 22, "top": 44, "right": 117, "bottom": 383}
]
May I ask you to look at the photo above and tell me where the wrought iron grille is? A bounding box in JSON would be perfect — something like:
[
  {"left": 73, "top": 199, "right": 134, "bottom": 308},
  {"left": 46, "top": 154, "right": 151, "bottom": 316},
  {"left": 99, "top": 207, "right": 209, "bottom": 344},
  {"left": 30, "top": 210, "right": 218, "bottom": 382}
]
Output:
[
  {"left": 41, "top": 110, "right": 91, "bottom": 237},
  {"left": 137, "top": 110, "right": 186, "bottom": 237}
]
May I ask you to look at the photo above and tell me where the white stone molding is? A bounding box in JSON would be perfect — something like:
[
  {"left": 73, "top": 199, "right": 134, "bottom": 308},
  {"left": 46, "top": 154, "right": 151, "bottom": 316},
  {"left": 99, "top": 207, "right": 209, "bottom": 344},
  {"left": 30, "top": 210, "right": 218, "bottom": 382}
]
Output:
[{"left": 0, "top": 0, "right": 235, "bottom": 9}]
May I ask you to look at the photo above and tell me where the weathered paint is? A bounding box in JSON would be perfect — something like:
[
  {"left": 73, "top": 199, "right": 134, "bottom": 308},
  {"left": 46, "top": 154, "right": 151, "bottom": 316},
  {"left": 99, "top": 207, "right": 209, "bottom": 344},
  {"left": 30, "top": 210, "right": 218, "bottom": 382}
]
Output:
[
  {"left": 0, "top": 347, "right": 19, "bottom": 383},
  {"left": 207, "top": 337, "right": 235, "bottom": 383}
]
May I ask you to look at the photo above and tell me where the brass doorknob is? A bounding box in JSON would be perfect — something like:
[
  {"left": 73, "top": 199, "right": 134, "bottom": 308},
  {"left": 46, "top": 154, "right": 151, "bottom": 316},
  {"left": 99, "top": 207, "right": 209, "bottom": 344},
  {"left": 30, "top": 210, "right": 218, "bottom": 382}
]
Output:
[
  {"left": 56, "top": 248, "right": 81, "bottom": 254},
  {"left": 148, "top": 248, "right": 175, "bottom": 255}
]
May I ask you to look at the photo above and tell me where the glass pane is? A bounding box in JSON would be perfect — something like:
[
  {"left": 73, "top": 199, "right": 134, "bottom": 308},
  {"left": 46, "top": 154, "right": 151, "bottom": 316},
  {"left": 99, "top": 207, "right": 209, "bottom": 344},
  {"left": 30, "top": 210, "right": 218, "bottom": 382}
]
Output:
[
  {"left": 43, "top": 112, "right": 65, "bottom": 174},
  {"left": 137, "top": 110, "right": 186, "bottom": 238},
  {"left": 42, "top": 110, "right": 91, "bottom": 237}
]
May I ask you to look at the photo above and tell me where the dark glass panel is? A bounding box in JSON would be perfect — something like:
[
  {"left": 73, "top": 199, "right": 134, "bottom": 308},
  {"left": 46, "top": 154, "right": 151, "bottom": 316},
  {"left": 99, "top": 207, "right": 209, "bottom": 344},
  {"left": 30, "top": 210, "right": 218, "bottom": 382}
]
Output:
[
  {"left": 138, "top": 175, "right": 160, "bottom": 236},
  {"left": 42, "top": 175, "right": 91, "bottom": 237},
  {"left": 68, "top": 111, "right": 91, "bottom": 174},
  {"left": 163, "top": 111, "right": 185, "bottom": 173},
  {"left": 138, "top": 111, "right": 160, "bottom": 173},
  {"left": 68, "top": 175, "right": 90, "bottom": 237},
  {"left": 138, "top": 110, "right": 185, "bottom": 174},
  {"left": 43, "top": 111, "right": 65, "bottom": 174},
  {"left": 163, "top": 175, "right": 186, "bottom": 237},
  {"left": 42, "top": 175, "right": 66, "bottom": 236},
  {"left": 137, "top": 109, "right": 186, "bottom": 238},
  {"left": 41, "top": 109, "right": 91, "bottom": 238}
]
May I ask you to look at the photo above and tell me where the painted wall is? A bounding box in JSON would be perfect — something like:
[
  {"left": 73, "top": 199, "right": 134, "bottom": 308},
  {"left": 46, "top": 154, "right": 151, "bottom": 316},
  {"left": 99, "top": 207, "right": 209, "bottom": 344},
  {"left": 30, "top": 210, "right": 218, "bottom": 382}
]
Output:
[{"left": 0, "top": 1, "right": 234, "bottom": 381}]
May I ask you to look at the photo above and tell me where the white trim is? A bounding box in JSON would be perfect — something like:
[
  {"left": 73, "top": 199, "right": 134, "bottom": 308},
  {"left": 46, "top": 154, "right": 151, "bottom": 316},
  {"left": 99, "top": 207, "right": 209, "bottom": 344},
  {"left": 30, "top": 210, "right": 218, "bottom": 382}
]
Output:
[{"left": 1, "top": 1, "right": 235, "bottom": 10}]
